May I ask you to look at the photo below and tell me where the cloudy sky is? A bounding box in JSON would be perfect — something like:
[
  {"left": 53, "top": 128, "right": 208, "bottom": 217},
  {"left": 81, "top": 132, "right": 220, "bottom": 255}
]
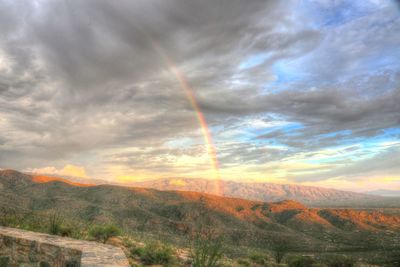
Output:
[{"left": 0, "top": 0, "right": 399, "bottom": 191}]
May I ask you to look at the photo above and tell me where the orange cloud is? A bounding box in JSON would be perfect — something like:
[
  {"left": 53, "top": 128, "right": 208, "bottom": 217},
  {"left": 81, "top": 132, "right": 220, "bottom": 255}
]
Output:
[
  {"left": 26, "top": 164, "right": 88, "bottom": 178},
  {"left": 169, "top": 179, "right": 187, "bottom": 186}
]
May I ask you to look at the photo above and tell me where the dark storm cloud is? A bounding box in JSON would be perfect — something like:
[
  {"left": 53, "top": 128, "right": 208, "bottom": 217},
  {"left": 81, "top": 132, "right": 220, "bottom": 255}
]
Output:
[
  {"left": 199, "top": 80, "right": 400, "bottom": 153},
  {"left": 0, "top": 0, "right": 298, "bottom": 169},
  {"left": 0, "top": 0, "right": 399, "bottom": 183},
  {"left": 201, "top": 69, "right": 400, "bottom": 137},
  {"left": 28, "top": 0, "right": 283, "bottom": 92}
]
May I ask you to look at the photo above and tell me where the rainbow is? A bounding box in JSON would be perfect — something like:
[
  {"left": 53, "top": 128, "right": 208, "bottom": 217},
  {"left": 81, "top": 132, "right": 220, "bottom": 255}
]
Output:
[{"left": 150, "top": 41, "right": 222, "bottom": 195}]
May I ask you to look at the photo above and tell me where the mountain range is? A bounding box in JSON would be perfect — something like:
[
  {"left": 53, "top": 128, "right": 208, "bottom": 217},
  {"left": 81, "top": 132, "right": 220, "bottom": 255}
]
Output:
[
  {"left": 131, "top": 177, "right": 400, "bottom": 208},
  {"left": 1, "top": 169, "right": 400, "bottom": 258},
  {"left": 25, "top": 172, "right": 400, "bottom": 208}
]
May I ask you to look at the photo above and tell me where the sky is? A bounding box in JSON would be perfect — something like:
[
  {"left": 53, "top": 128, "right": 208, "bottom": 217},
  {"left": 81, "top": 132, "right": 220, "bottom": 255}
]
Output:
[{"left": 0, "top": 0, "right": 399, "bottom": 192}]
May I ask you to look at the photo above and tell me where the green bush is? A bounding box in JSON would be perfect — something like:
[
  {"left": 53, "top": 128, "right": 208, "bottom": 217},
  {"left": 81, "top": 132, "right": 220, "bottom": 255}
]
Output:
[
  {"left": 89, "top": 224, "right": 121, "bottom": 243},
  {"left": 287, "top": 256, "right": 315, "bottom": 267},
  {"left": 131, "top": 240, "right": 176, "bottom": 266}
]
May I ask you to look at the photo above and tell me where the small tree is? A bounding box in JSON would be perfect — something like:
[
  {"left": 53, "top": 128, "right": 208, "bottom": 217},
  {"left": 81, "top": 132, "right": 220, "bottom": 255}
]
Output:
[
  {"left": 190, "top": 199, "right": 224, "bottom": 267},
  {"left": 89, "top": 224, "right": 121, "bottom": 243},
  {"left": 191, "top": 229, "right": 224, "bottom": 267},
  {"left": 271, "top": 239, "right": 290, "bottom": 264}
]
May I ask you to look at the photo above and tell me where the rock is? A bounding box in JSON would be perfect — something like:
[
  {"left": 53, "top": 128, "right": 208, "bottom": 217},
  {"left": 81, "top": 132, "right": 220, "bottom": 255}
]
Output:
[{"left": 0, "top": 226, "right": 130, "bottom": 266}]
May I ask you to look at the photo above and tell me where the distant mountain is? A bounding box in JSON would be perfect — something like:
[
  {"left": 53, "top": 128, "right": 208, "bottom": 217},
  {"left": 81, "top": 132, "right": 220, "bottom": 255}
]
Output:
[
  {"left": 132, "top": 177, "right": 400, "bottom": 208},
  {"left": 21, "top": 171, "right": 400, "bottom": 208},
  {"left": 366, "top": 189, "right": 400, "bottom": 197},
  {"left": 1, "top": 169, "right": 400, "bottom": 255},
  {"left": 25, "top": 172, "right": 109, "bottom": 186}
]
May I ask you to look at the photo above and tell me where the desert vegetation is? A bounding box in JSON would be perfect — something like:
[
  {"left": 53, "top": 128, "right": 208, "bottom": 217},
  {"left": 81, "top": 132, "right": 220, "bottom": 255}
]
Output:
[
  {"left": 1, "top": 171, "right": 400, "bottom": 266},
  {"left": 2, "top": 208, "right": 400, "bottom": 267},
  {"left": 131, "top": 241, "right": 177, "bottom": 266},
  {"left": 89, "top": 224, "right": 121, "bottom": 243}
]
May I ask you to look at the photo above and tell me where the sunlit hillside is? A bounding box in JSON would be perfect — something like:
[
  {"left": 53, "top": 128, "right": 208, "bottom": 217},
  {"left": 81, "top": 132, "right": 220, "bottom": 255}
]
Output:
[{"left": 1, "top": 170, "right": 400, "bottom": 266}]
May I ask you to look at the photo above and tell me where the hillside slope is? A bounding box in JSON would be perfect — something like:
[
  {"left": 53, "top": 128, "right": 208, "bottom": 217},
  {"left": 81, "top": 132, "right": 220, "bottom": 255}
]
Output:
[
  {"left": 132, "top": 177, "right": 400, "bottom": 207},
  {"left": 1, "top": 170, "right": 400, "bottom": 254}
]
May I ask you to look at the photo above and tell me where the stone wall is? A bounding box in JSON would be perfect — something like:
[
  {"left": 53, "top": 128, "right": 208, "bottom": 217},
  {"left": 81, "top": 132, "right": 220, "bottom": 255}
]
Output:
[{"left": 0, "top": 226, "right": 130, "bottom": 267}]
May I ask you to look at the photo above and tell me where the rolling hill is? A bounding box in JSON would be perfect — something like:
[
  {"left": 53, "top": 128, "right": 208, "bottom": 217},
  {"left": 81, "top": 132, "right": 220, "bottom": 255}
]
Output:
[
  {"left": 131, "top": 177, "right": 400, "bottom": 208},
  {"left": 25, "top": 172, "right": 400, "bottom": 208},
  {"left": 1, "top": 169, "right": 400, "bottom": 257}
]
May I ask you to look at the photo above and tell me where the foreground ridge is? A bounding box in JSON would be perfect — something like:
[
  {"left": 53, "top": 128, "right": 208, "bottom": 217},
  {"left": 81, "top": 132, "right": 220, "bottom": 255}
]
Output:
[{"left": 0, "top": 226, "right": 130, "bottom": 267}]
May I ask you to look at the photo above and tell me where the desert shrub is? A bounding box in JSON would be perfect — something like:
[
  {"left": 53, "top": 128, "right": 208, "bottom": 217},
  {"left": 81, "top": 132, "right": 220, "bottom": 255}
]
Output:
[
  {"left": 191, "top": 228, "right": 224, "bottom": 267},
  {"left": 0, "top": 256, "right": 10, "bottom": 267},
  {"left": 236, "top": 206, "right": 245, "bottom": 212},
  {"left": 385, "top": 250, "right": 400, "bottom": 267},
  {"left": 0, "top": 209, "right": 43, "bottom": 232},
  {"left": 237, "top": 258, "right": 251, "bottom": 267},
  {"left": 249, "top": 252, "right": 269, "bottom": 265},
  {"left": 25, "top": 217, "right": 42, "bottom": 230},
  {"left": 39, "top": 262, "right": 50, "bottom": 267},
  {"left": 59, "top": 224, "right": 74, "bottom": 237},
  {"left": 3, "top": 213, "right": 45, "bottom": 234},
  {"left": 89, "top": 224, "right": 121, "bottom": 243},
  {"left": 188, "top": 200, "right": 225, "bottom": 267},
  {"left": 121, "top": 236, "right": 136, "bottom": 248},
  {"left": 131, "top": 240, "right": 176, "bottom": 266},
  {"left": 320, "top": 254, "right": 356, "bottom": 267},
  {"left": 287, "top": 256, "right": 315, "bottom": 267},
  {"left": 48, "top": 213, "right": 64, "bottom": 235},
  {"left": 47, "top": 213, "right": 78, "bottom": 237},
  {"left": 0, "top": 208, "right": 19, "bottom": 227}
]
